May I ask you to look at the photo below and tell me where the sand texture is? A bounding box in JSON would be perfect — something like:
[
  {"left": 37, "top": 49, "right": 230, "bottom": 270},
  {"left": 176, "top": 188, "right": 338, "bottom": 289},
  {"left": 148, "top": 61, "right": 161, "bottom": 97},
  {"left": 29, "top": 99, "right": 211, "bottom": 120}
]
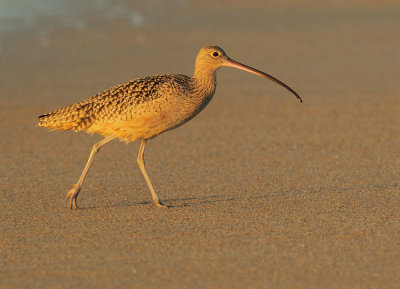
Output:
[{"left": 1, "top": 1, "right": 400, "bottom": 288}]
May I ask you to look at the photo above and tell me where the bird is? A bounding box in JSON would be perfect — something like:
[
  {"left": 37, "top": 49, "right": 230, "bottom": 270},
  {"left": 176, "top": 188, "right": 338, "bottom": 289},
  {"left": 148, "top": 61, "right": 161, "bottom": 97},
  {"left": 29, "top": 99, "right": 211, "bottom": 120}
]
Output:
[{"left": 38, "top": 45, "right": 302, "bottom": 210}]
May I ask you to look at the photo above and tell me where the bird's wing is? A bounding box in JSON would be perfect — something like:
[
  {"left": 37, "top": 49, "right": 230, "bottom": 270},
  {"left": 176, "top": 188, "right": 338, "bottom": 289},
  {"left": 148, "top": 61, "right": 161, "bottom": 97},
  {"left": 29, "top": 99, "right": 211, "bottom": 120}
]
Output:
[{"left": 37, "top": 75, "right": 177, "bottom": 131}]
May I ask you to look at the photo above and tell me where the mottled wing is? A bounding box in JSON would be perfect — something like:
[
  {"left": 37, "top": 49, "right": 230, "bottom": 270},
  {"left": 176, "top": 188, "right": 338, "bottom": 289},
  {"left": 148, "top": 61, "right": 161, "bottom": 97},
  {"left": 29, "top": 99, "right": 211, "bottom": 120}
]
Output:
[{"left": 37, "top": 75, "right": 177, "bottom": 131}]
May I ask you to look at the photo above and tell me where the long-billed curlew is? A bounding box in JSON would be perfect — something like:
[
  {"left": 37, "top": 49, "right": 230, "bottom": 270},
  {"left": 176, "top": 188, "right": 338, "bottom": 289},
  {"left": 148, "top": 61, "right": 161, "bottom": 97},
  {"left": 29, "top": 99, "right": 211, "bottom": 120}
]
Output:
[{"left": 38, "top": 45, "right": 302, "bottom": 209}]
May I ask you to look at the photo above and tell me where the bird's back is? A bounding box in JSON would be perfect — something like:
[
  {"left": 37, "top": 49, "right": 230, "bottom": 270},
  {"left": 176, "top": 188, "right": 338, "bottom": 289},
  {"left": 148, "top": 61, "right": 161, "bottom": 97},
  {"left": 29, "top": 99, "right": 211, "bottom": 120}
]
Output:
[{"left": 38, "top": 74, "right": 192, "bottom": 134}]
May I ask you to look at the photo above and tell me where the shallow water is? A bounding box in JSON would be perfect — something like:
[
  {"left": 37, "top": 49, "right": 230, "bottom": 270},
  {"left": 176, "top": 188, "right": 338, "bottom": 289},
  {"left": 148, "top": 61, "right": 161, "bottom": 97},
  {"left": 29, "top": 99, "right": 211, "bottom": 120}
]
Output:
[{"left": 0, "top": 0, "right": 191, "bottom": 48}]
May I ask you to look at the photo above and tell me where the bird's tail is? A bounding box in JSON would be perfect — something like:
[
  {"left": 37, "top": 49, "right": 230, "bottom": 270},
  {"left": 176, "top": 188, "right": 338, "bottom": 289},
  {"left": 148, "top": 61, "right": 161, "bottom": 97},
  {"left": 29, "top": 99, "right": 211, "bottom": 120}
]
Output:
[{"left": 37, "top": 102, "right": 95, "bottom": 131}]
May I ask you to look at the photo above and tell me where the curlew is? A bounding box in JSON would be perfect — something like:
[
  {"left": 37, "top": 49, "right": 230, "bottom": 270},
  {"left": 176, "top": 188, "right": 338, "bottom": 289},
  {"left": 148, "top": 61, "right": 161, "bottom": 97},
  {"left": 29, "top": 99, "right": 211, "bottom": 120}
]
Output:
[{"left": 38, "top": 46, "right": 302, "bottom": 209}]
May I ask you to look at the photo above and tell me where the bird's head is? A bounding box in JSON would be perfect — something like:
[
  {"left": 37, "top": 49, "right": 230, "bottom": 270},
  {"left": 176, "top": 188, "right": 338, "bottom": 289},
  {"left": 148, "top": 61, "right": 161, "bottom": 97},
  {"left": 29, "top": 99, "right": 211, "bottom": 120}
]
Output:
[
  {"left": 195, "top": 46, "right": 229, "bottom": 71},
  {"left": 194, "top": 45, "right": 302, "bottom": 103}
]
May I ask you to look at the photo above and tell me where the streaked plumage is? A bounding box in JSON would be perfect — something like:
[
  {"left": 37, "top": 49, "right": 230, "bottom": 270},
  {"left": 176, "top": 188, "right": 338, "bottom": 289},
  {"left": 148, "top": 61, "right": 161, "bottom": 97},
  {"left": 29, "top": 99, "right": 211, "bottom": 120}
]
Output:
[{"left": 38, "top": 74, "right": 213, "bottom": 141}]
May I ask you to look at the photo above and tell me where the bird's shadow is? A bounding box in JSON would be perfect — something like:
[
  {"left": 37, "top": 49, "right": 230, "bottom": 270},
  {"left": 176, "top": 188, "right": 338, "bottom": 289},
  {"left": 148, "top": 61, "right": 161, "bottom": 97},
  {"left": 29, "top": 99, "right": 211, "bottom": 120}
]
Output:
[{"left": 73, "top": 194, "right": 238, "bottom": 211}]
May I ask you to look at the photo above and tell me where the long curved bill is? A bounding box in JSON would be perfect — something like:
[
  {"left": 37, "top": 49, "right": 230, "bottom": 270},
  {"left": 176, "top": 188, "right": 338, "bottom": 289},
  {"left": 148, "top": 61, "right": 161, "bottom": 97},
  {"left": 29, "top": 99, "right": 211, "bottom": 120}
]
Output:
[{"left": 224, "top": 58, "right": 302, "bottom": 103}]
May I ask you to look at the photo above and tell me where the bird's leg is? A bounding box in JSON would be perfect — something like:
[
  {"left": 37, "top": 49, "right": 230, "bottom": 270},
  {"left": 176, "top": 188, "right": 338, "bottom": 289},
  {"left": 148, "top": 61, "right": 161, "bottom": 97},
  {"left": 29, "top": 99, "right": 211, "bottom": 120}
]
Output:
[
  {"left": 66, "top": 137, "right": 114, "bottom": 209},
  {"left": 137, "top": 139, "right": 169, "bottom": 209}
]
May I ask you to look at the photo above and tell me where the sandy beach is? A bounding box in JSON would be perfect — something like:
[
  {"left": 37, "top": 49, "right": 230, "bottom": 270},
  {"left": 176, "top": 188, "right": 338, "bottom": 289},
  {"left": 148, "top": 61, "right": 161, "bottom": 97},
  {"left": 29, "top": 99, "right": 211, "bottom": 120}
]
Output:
[{"left": 1, "top": 1, "right": 400, "bottom": 288}]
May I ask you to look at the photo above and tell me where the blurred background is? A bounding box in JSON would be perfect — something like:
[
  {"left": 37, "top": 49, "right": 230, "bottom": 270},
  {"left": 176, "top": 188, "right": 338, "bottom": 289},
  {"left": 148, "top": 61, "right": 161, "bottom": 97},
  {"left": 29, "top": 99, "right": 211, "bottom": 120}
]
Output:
[{"left": 1, "top": 0, "right": 399, "bottom": 101}]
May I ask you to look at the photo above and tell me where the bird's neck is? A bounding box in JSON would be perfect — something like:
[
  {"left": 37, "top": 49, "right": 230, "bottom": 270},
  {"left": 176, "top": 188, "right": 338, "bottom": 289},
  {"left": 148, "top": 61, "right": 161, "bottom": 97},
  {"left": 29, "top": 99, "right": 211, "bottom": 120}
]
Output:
[{"left": 192, "top": 65, "right": 217, "bottom": 99}]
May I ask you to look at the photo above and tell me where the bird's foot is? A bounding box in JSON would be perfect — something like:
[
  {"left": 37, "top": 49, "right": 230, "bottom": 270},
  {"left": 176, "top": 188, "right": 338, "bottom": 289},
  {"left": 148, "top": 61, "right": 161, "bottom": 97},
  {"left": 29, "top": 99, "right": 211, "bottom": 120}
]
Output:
[
  {"left": 153, "top": 201, "right": 171, "bottom": 209},
  {"left": 66, "top": 184, "right": 81, "bottom": 209}
]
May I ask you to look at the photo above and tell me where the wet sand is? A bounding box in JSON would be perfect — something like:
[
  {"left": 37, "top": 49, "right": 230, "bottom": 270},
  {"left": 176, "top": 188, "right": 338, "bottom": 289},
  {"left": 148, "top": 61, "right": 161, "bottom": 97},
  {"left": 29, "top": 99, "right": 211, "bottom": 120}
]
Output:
[{"left": 1, "top": 1, "right": 400, "bottom": 288}]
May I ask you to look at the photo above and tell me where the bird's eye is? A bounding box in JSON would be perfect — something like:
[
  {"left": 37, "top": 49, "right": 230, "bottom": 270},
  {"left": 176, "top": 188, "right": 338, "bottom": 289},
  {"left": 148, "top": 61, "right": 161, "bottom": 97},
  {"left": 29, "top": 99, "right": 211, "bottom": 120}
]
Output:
[{"left": 212, "top": 51, "right": 219, "bottom": 57}]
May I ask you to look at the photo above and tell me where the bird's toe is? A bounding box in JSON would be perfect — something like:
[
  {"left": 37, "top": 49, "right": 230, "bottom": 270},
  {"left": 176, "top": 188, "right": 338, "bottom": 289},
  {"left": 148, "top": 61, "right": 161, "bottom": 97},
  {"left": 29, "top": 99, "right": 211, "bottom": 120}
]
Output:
[{"left": 66, "top": 184, "right": 80, "bottom": 209}]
